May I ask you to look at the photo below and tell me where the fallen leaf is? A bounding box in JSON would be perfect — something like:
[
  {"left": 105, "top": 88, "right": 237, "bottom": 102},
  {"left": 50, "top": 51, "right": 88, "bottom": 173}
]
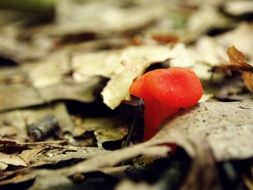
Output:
[
  {"left": 228, "top": 46, "right": 253, "bottom": 92},
  {"left": 1, "top": 141, "right": 107, "bottom": 168},
  {"left": 164, "top": 41, "right": 226, "bottom": 80},
  {"left": 179, "top": 139, "right": 222, "bottom": 190},
  {"left": 243, "top": 175, "right": 253, "bottom": 190},
  {"left": 0, "top": 162, "right": 8, "bottom": 170},
  {"left": 43, "top": 0, "right": 169, "bottom": 37},
  {"left": 33, "top": 141, "right": 171, "bottom": 181},
  {"left": 227, "top": 46, "right": 249, "bottom": 67},
  {"left": 223, "top": 1, "right": 253, "bottom": 16},
  {"left": 0, "top": 66, "right": 103, "bottom": 111},
  {"left": 116, "top": 180, "right": 153, "bottom": 190},
  {"left": 184, "top": 5, "right": 231, "bottom": 42},
  {"left": 100, "top": 45, "right": 172, "bottom": 109},
  {"left": 214, "top": 76, "right": 252, "bottom": 101},
  {"left": 0, "top": 152, "right": 27, "bottom": 167},
  {"left": 212, "top": 46, "right": 253, "bottom": 93},
  {"left": 73, "top": 116, "right": 129, "bottom": 147},
  {"left": 152, "top": 101, "right": 253, "bottom": 161},
  {"left": 0, "top": 14, "right": 54, "bottom": 62},
  {"left": 19, "top": 148, "right": 44, "bottom": 165},
  {"left": 243, "top": 72, "right": 253, "bottom": 93},
  {"left": 28, "top": 146, "right": 107, "bottom": 167},
  {"left": 152, "top": 33, "right": 179, "bottom": 44},
  {"left": 0, "top": 169, "right": 36, "bottom": 187},
  {"left": 215, "top": 23, "right": 253, "bottom": 64},
  {"left": 0, "top": 103, "right": 72, "bottom": 141}
]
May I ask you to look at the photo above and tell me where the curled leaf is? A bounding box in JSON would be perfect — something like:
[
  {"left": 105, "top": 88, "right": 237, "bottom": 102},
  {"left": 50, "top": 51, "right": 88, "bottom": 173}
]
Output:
[{"left": 212, "top": 46, "right": 253, "bottom": 92}]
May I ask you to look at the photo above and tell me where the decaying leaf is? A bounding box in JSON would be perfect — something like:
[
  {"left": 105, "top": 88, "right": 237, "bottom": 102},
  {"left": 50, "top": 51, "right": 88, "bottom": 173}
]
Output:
[
  {"left": 228, "top": 46, "right": 253, "bottom": 92},
  {"left": 0, "top": 162, "right": 8, "bottom": 170},
  {"left": 44, "top": 0, "right": 169, "bottom": 37},
  {"left": 29, "top": 169, "right": 80, "bottom": 190},
  {"left": 0, "top": 169, "right": 36, "bottom": 187},
  {"left": 227, "top": 46, "right": 249, "bottom": 67},
  {"left": 26, "top": 146, "right": 107, "bottom": 167},
  {"left": 34, "top": 141, "right": 171, "bottom": 180},
  {"left": 214, "top": 76, "right": 252, "bottom": 101},
  {"left": 0, "top": 139, "right": 66, "bottom": 150},
  {"left": 0, "top": 30, "right": 53, "bottom": 62},
  {"left": 223, "top": 1, "right": 253, "bottom": 16},
  {"left": 184, "top": 5, "right": 231, "bottom": 42},
  {"left": 0, "top": 103, "right": 71, "bottom": 141},
  {"left": 73, "top": 116, "right": 129, "bottom": 147},
  {"left": 242, "top": 72, "right": 253, "bottom": 93},
  {"left": 0, "top": 141, "right": 107, "bottom": 169},
  {"left": 179, "top": 139, "right": 221, "bottom": 190},
  {"left": 19, "top": 148, "right": 44, "bottom": 165},
  {"left": 0, "top": 65, "right": 103, "bottom": 111},
  {"left": 100, "top": 45, "right": 172, "bottom": 109},
  {"left": 151, "top": 33, "right": 179, "bottom": 44},
  {"left": 116, "top": 180, "right": 152, "bottom": 190},
  {"left": 216, "top": 23, "right": 253, "bottom": 63},
  {"left": 0, "top": 152, "right": 27, "bottom": 167},
  {"left": 213, "top": 46, "right": 253, "bottom": 93},
  {"left": 152, "top": 101, "right": 253, "bottom": 161},
  {"left": 0, "top": 142, "right": 169, "bottom": 189},
  {"left": 0, "top": 11, "right": 54, "bottom": 62},
  {"left": 165, "top": 42, "right": 222, "bottom": 80},
  {"left": 243, "top": 175, "right": 253, "bottom": 190}
]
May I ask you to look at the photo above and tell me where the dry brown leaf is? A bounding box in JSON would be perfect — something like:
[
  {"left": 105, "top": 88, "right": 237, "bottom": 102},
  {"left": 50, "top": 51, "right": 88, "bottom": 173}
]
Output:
[
  {"left": 242, "top": 72, "right": 253, "bottom": 93},
  {"left": 152, "top": 33, "right": 179, "bottom": 44},
  {"left": 0, "top": 152, "right": 27, "bottom": 167},
  {"left": 0, "top": 162, "right": 8, "bottom": 170},
  {"left": 0, "top": 25, "right": 54, "bottom": 62},
  {"left": 0, "top": 68, "right": 102, "bottom": 111},
  {"left": 151, "top": 101, "right": 253, "bottom": 161},
  {"left": 0, "top": 141, "right": 107, "bottom": 168},
  {"left": 28, "top": 146, "right": 107, "bottom": 167},
  {"left": 100, "top": 45, "right": 172, "bottom": 109},
  {"left": 216, "top": 23, "right": 253, "bottom": 63},
  {"left": 212, "top": 46, "right": 253, "bottom": 93},
  {"left": 212, "top": 46, "right": 252, "bottom": 73},
  {"left": 43, "top": 0, "right": 169, "bottom": 37},
  {"left": 116, "top": 139, "right": 221, "bottom": 190},
  {"left": 0, "top": 103, "right": 72, "bottom": 141},
  {"left": 116, "top": 180, "right": 154, "bottom": 190},
  {"left": 214, "top": 76, "right": 252, "bottom": 101},
  {"left": 0, "top": 169, "right": 36, "bottom": 186},
  {"left": 227, "top": 46, "right": 248, "bottom": 66},
  {"left": 73, "top": 116, "right": 129, "bottom": 147},
  {"left": 223, "top": 1, "right": 253, "bottom": 16},
  {"left": 243, "top": 175, "right": 253, "bottom": 190},
  {"left": 32, "top": 141, "right": 170, "bottom": 180},
  {"left": 228, "top": 46, "right": 253, "bottom": 92},
  {"left": 179, "top": 139, "right": 221, "bottom": 190},
  {"left": 184, "top": 5, "right": 231, "bottom": 42},
  {"left": 19, "top": 148, "right": 44, "bottom": 165}
]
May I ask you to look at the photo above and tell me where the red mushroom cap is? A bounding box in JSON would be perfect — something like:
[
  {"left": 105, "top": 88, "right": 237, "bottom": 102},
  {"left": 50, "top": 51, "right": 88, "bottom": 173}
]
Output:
[{"left": 144, "top": 68, "right": 203, "bottom": 108}]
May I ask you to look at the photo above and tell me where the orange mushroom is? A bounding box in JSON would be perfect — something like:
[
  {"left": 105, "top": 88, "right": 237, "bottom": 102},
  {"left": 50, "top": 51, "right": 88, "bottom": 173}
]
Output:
[{"left": 129, "top": 67, "right": 203, "bottom": 140}]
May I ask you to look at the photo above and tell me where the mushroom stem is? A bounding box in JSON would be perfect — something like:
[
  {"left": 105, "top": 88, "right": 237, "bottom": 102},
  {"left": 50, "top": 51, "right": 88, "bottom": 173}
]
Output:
[{"left": 144, "top": 100, "right": 178, "bottom": 140}]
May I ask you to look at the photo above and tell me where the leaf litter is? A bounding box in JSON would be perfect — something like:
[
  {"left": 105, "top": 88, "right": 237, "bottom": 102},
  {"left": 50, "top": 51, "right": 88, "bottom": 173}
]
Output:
[{"left": 0, "top": 0, "right": 253, "bottom": 189}]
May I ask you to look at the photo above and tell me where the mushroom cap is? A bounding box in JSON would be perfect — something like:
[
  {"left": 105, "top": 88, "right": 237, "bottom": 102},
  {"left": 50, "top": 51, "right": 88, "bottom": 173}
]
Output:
[
  {"left": 130, "top": 68, "right": 203, "bottom": 108},
  {"left": 129, "top": 74, "right": 153, "bottom": 101}
]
